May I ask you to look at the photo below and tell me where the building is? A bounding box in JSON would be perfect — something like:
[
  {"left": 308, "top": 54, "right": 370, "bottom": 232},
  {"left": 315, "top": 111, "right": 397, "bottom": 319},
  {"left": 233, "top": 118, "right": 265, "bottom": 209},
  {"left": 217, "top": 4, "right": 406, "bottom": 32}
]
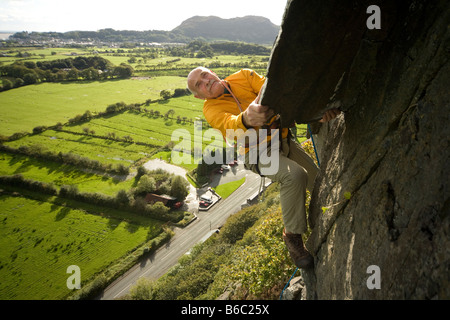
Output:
[{"left": 145, "top": 193, "right": 178, "bottom": 207}]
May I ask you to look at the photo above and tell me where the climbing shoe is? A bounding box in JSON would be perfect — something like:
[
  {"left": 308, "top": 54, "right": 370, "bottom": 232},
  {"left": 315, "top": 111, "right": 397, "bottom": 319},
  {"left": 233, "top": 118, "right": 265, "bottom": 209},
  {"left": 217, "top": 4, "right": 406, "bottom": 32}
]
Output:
[{"left": 282, "top": 230, "right": 314, "bottom": 269}]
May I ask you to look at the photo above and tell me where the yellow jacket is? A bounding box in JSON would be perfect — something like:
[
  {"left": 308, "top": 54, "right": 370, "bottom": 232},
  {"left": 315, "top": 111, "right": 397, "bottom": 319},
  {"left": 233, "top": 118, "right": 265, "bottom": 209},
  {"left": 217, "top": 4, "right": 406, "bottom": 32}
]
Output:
[{"left": 203, "top": 69, "right": 288, "bottom": 148}]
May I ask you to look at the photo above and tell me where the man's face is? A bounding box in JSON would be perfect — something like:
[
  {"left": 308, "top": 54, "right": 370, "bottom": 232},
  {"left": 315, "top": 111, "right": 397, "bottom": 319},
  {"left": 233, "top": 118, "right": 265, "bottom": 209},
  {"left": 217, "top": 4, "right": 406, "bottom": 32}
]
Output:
[{"left": 187, "top": 67, "right": 224, "bottom": 99}]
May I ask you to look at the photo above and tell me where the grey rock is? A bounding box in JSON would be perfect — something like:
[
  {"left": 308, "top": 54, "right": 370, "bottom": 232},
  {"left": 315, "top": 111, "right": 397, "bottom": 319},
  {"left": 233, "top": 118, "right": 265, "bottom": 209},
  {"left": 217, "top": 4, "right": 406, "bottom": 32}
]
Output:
[{"left": 263, "top": 0, "right": 450, "bottom": 299}]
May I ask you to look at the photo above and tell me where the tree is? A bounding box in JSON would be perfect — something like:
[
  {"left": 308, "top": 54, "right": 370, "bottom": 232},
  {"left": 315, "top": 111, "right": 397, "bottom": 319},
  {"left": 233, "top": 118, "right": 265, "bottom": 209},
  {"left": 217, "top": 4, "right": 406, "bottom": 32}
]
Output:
[
  {"left": 129, "top": 278, "right": 157, "bottom": 300},
  {"left": 160, "top": 90, "right": 171, "bottom": 100},
  {"left": 115, "top": 189, "right": 131, "bottom": 205},
  {"left": 136, "top": 175, "right": 156, "bottom": 194},
  {"left": 60, "top": 184, "right": 79, "bottom": 198},
  {"left": 24, "top": 61, "right": 36, "bottom": 69},
  {"left": 81, "top": 67, "right": 99, "bottom": 80},
  {"left": 23, "top": 72, "right": 38, "bottom": 85},
  {"left": 81, "top": 110, "right": 93, "bottom": 121},
  {"left": 56, "top": 70, "right": 67, "bottom": 81},
  {"left": 2, "top": 79, "right": 13, "bottom": 91},
  {"left": 33, "top": 126, "right": 47, "bottom": 134},
  {"left": 170, "top": 176, "right": 189, "bottom": 201},
  {"left": 164, "top": 109, "right": 175, "bottom": 120},
  {"left": 173, "top": 88, "right": 190, "bottom": 97},
  {"left": 136, "top": 166, "right": 148, "bottom": 179},
  {"left": 113, "top": 63, "right": 133, "bottom": 78},
  {"left": 67, "top": 68, "right": 79, "bottom": 80},
  {"left": 14, "top": 78, "right": 24, "bottom": 87}
]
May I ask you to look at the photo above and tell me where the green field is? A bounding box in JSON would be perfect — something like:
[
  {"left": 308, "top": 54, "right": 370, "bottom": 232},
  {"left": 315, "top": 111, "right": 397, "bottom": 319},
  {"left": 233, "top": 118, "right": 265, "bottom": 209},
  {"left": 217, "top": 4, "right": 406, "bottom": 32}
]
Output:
[
  {"left": 0, "top": 152, "right": 134, "bottom": 195},
  {"left": 213, "top": 177, "right": 246, "bottom": 199},
  {"left": 0, "top": 193, "right": 163, "bottom": 299},
  {"left": 0, "top": 76, "right": 189, "bottom": 136},
  {"left": 0, "top": 47, "right": 90, "bottom": 65},
  {"left": 2, "top": 95, "right": 209, "bottom": 170}
]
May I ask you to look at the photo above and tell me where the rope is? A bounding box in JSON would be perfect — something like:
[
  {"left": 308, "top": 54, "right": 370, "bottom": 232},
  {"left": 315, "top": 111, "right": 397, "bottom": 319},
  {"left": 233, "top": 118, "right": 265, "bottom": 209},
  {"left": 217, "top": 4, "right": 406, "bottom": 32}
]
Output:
[
  {"left": 308, "top": 124, "right": 320, "bottom": 167},
  {"left": 279, "top": 267, "right": 299, "bottom": 300}
]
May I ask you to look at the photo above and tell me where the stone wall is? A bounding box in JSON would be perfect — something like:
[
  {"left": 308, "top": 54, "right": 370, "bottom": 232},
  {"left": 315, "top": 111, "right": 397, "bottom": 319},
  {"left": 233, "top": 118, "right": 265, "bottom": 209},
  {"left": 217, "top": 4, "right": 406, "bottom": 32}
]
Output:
[{"left": 262, "top": 0, "right": 449, "bottom": 299}]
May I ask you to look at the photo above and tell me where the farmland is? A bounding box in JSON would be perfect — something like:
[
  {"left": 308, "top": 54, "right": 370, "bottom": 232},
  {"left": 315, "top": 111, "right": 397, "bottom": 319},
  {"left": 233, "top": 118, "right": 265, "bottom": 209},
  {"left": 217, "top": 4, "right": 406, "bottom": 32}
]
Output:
[
  {"left": 0, "top": 77, "right": 188, "bottom": 136},
  {"left": 0, "top": 193, "right": 164, "bottom": 300}
]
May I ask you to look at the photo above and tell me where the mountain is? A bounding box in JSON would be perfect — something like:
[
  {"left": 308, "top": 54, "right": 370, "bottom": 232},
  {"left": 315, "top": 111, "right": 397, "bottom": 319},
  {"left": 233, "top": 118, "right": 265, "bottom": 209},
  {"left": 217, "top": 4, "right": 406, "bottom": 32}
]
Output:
[
  {"left": 172, "top": 15, "right": 280, "bottom": 45},
  {"left": 9, "top": 16, "right": 280, "bottom": 45}
]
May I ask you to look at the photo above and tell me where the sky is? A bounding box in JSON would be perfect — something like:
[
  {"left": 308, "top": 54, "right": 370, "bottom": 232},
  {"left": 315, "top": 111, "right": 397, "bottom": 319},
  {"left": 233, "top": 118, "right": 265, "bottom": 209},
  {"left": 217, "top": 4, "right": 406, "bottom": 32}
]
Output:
[{"left": 0, "top": 0, "right": 288, "bottom": 32}]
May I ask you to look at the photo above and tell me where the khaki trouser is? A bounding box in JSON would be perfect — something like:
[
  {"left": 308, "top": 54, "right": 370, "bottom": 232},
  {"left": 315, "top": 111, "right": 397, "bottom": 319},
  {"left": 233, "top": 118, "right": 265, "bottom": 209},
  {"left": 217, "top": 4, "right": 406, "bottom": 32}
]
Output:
[{"left": 244, "top": 137, "right": 318, "bottom": 234}]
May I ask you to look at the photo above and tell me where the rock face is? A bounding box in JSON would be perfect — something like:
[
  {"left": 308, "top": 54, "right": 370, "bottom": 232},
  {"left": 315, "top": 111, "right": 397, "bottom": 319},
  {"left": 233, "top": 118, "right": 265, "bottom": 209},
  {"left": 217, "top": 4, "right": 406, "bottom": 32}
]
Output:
[{"left": 262, "top": 0, "right": 449, "bottom": 299}]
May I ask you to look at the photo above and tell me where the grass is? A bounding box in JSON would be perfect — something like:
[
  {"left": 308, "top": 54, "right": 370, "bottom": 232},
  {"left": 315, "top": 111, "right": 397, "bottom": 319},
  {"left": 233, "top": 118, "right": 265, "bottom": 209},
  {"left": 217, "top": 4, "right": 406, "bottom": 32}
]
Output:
[
  {"left": 0, "top": 193, "right": 163, "bottom": 300},
  {"left": 0, "top": 152, "right": 134, "bottom": 196},
  {"left": 0, "top": 76, "right": 188, "bottom": 136},
  {"left": 0, "top": 47, "right": 89, "bottom": 65},
  {"left": 213, "top": 177, "right": 246, "bottom": 199},
  {"left": 2, "top": 91, "right": 215, "bottom": 172},
  {"left": 5, "top": 129, "right": 152, "bottom": 167},
  {"left": 3, "top": 97, "right": 210, "bottom": 170}
]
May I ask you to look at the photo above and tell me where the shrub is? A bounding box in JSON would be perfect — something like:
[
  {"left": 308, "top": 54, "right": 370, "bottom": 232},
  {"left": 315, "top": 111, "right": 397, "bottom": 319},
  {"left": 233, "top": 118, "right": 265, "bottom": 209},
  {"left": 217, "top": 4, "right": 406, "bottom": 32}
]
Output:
[
  {"left": 115, "top": 189, "right": 132, "bottom": 206},
  {"left": 219, "top": 206, "right": 260, "bottom": 244},
  {"left": 32, "top": 126, "right": 47, "bottom": 134},
  {"left": 160, "top": 90, "right": 172, "bottom": 100},
  {"left": 149, "top": 201, "right": 169, "bottom": 215},
  {"left": 23, "top": 72, "right": 38, "bottom": 85},
  {"left": 128, "top": 278, "right": 158, "bottom": 300},
  {"left": 2, "top": 79, "right": 13, "bottom": 91},
  {"left": 0, "top": 174, "right": 57, "bottom": 195},
  {"left": 59, "top": 184, "right": 79, "bottom": 198}
]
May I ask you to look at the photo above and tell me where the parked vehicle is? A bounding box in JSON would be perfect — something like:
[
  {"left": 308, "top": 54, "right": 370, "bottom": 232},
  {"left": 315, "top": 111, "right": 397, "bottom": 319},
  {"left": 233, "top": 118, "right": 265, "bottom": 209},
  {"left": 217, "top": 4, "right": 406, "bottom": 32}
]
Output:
[
  {"left": 228, "top": 160, "right": 238, "bottom": 166},
  {"left": 199, "top": 201, "right": 210, "bottom": 208},
  {"left": 200, "top": 195, "right": 213, "bottom": 204},
  {"left": 173, "top": 201, "right": 183, "bottom": 209}
]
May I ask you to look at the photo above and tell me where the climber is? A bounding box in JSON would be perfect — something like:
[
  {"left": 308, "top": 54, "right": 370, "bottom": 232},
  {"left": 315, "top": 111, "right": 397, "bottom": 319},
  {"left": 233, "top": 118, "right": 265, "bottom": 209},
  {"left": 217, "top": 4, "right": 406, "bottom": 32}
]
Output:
[{"left": 187, "top": 67, "right": 340, "bottom": 268}]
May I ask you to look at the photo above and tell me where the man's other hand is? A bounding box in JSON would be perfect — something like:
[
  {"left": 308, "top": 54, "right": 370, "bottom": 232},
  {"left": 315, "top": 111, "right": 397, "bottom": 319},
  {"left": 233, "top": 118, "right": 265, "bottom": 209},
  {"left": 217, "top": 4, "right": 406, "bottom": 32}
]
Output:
[{"left": 319, "top": 108, "right": 341, "bottom": 123}]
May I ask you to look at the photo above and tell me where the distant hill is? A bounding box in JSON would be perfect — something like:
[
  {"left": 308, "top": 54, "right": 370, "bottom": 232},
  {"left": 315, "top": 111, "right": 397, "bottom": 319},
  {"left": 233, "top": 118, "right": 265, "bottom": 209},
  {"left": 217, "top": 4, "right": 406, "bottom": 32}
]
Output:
[
  {"left": 8, "top": 16, "right": 280, "bottom": 45},
  {"left": 173, "top": 15, "right": 280, "bottom": 45}
]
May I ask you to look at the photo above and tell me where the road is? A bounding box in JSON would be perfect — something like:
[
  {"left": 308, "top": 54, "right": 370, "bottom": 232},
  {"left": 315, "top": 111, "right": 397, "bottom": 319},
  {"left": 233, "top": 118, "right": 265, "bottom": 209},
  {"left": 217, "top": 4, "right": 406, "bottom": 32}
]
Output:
[{"left": 97, "top": 169, "right": 265, "bottom": 300}]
